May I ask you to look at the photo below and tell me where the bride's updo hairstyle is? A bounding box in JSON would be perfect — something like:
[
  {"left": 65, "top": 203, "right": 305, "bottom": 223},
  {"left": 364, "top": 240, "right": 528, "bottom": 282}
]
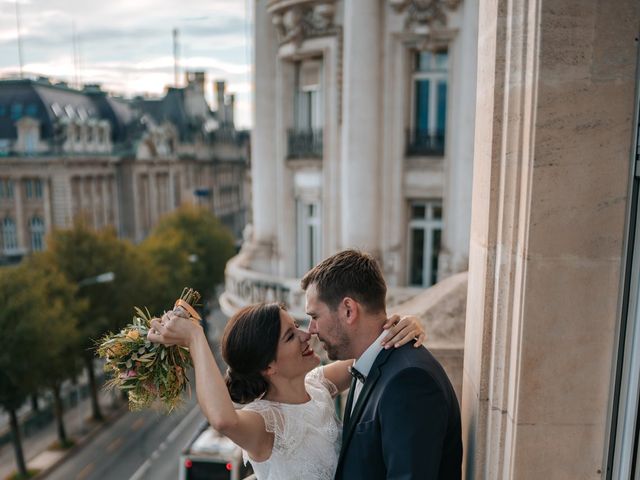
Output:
[{"left": 221, "top": 303, "right": 282, "bottom": 404}]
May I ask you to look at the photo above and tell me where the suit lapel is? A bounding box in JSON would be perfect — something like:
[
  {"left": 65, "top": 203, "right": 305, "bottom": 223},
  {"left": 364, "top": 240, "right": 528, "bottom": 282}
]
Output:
[{"left": 337, "top": 348, "right": 395, "bottom": 468}]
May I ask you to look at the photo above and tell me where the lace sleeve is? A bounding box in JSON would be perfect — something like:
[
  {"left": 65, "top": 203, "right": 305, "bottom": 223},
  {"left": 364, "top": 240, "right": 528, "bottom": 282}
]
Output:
[
  {"left": 241, "top": 401, "right": 304, "bottom": 457},
  {"left": 306, "top": 366, "right": 339, "bottom": 398}
]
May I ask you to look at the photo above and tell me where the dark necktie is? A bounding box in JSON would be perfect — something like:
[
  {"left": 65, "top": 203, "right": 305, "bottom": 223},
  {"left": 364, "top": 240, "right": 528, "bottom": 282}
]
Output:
[{"left": 342, "top": 366, "right": 365, "bottom": 429}]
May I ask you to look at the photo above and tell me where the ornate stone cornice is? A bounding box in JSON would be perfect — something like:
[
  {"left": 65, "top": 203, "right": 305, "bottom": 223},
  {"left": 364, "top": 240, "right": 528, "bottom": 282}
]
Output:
[
  {"left": 268, "top": 0, "right": 338, "bottom": 47},
  {"left": 390, "top": 0, "right": 462, "bottom": 50}
]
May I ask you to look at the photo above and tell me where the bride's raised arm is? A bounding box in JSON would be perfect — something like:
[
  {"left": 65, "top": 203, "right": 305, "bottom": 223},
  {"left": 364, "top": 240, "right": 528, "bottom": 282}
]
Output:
[
  {"left": 147, "top": 311, "right": 274, "bottom": 462},
  {"left": 321, "top": 314, "right": 426, "bottom": 392}
]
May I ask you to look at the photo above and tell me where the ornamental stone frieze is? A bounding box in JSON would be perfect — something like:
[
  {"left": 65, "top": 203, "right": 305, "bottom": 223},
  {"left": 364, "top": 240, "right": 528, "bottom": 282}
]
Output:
[
  {"left": 389, "top": 0, "right": 462, "bottom": 50},
  {"left": 267, "top": 0, "right": 338, "bottom": 46}
]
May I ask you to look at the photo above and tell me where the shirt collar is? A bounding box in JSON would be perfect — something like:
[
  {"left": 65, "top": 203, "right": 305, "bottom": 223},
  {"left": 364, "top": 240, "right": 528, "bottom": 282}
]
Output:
[{"left": 352, "top": 330, "right": 387, "bottom": 381}]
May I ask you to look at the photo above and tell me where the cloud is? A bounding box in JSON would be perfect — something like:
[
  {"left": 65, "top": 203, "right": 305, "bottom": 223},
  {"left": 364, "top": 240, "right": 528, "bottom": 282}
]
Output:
[{"left": 0, "top": 0, "right": 254, "bottom": 126}]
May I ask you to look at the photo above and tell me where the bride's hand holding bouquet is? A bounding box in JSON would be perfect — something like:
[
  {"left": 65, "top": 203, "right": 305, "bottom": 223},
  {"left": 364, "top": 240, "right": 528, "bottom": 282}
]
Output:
[{"left": 96, "top": 288, "right": 202, "bottom": 412}]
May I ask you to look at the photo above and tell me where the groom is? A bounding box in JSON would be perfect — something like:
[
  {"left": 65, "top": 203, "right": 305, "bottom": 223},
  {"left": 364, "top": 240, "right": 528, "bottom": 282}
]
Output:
[{"left": 302, "top": 249, "right": 462, "bottom": 479}]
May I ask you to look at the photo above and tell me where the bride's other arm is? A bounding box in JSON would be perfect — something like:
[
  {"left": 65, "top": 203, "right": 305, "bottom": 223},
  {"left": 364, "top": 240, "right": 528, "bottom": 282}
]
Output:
[
  {"left": 148, "top": 311, "right": 273, "bottom": 462},
  {"left": 322, "top": 314, "right": 426, "bottom": 392}
]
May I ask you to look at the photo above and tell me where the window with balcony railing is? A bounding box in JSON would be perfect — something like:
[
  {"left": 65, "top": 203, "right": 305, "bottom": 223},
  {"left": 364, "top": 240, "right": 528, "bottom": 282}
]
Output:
[
  {"left": 287, "top": 128, "right": 323, "bottom": 159},
  {"left": 408, "top": 49, "right": 448, "bottom": 157},
  {"left": 288, "top": 59, "right": 323, "bottom": 159}
]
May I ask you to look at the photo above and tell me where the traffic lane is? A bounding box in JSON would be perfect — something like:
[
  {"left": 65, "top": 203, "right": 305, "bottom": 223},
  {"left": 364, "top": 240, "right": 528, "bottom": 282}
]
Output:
[
  {"left": 130, "top": 405, "right": 206, "bottom": 480},
  {"left": 44, "top": 395, "right": 198, "bottom": 480}
]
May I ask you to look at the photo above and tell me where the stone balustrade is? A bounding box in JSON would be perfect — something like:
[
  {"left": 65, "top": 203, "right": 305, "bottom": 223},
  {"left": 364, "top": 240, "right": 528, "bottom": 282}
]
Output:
[{"left": 220, "top": 252, "right": 426, "bottom": 321}]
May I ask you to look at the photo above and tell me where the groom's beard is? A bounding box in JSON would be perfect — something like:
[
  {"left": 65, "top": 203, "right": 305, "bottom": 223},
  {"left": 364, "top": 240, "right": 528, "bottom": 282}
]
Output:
[{"left": 319, "top": 328, "right": 351, "bottom": 361}]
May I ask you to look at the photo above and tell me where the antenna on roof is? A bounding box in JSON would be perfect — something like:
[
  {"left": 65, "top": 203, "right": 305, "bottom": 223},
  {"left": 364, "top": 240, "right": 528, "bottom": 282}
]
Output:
[
  {"left": 173, "top": 28, "right": 180, "bottom": 87},
  {"left": 72, "top": 20, "right": 80, "bottom": 88},
  {"left": 15, "top": 0, "right": 24, "bottom": 78}
]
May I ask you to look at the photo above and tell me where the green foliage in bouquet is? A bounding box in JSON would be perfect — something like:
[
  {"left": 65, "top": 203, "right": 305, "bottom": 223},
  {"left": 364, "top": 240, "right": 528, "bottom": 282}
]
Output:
[{"left": 96, "top": 288, "right": 201, "bottom": 412}]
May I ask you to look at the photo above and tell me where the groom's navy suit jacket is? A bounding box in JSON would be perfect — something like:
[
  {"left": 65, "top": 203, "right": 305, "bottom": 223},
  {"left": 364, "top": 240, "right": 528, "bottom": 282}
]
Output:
[{"left": 334, "top": 343, "right": 462, "bottom": 480}]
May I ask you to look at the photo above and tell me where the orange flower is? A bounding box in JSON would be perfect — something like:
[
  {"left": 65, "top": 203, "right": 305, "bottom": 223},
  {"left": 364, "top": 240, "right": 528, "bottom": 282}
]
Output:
[{"left": 126, "top": 329, "right": 140, "bottom": 340}]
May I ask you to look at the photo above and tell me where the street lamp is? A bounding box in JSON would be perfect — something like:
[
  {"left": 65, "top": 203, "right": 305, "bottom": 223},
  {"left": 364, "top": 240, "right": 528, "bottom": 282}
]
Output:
[{"left": 77, "top": 271, "right": 115, "bottom": 288}]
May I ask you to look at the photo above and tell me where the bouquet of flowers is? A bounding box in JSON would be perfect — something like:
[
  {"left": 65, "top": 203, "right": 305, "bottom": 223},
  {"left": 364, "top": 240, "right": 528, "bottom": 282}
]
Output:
[{"left": 96, "top": 288, "right": 202, "bottom": 412}]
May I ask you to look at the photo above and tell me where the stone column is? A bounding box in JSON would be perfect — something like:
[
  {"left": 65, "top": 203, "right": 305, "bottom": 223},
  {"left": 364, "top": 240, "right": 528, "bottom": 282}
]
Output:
[
  {"left": 13, "top": 178, "right": 26, "bottom": 252},
  {"left": 439, "top": 0, "right": 478, "bottom": 279},
  {"left": 250, "top": 0, "right": 279, "bottom": 272},
  {"left": 42, "top": 177, "right": 53, "bottom": 234},
  {"left": 340, "top": 0, "right": 381, "bottom": 253},
  {"left": 149, "top": 169, "right": 159, "bottom": 226},
  {"left": 461, "top": 0, "right": 638, "bottom": 477}
]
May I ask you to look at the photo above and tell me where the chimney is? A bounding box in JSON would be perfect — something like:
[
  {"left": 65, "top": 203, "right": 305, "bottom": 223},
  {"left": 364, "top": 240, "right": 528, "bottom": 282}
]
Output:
[
  {"left": 215, "top": 80, "right": 226, "bottom": 124},
  {"left": 226, "top": 93, "right": 235, "bottom": 127}
]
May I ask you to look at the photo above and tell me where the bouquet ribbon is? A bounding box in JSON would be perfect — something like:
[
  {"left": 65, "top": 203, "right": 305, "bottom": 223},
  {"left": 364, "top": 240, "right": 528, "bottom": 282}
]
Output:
[{"left": 174, "top": 298, "right": 202, "bottom": 323}]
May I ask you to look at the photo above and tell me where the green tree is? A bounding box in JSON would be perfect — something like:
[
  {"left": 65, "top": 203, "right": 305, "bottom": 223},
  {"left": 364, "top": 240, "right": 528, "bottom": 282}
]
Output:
[
  {"left": 140, "top": 204, "right": 236, "bottom": 309},
  {"left": 0, "top": 261, "right": 81, "bottom": 478},
  {"left": 45, "top": 219, "right": 154, "bottom": 421},
  {"left": 24, "top": 253, "right": 85, "bottom": 448}
]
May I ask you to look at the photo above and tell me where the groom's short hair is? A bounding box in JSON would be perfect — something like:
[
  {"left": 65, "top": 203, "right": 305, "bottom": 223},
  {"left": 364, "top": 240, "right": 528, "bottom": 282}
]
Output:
[{"left": 301, "top": 249, "right": 387, "bottom": 313}]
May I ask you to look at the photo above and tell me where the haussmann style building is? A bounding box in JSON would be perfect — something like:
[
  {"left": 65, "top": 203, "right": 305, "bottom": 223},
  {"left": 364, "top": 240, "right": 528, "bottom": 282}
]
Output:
[{"left": 0, "top": 72, "right": 250, "bottom": 262}]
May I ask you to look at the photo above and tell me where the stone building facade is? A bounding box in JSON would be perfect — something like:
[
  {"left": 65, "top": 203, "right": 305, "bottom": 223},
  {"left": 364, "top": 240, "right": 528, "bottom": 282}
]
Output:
[
  {"left": 0, "top": 73, "right": 250, "bottom": 262},
  {"left": 461, "top": 0, "right": 640, "bottom": 477},
  {"left": 221, "top": 0, "right": 478, "bottom": 319}
]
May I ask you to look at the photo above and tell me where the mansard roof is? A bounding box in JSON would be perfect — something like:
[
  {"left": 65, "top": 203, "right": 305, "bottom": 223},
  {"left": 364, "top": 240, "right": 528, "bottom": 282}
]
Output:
[{"left": 0, "top": 78, "right": 141, "bottom": 143}]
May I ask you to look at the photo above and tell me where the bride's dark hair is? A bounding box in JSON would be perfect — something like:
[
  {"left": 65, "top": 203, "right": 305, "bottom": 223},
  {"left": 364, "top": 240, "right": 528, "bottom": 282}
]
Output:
[{"left": 221, "top": 303, "right": 282, "bottom": 404}]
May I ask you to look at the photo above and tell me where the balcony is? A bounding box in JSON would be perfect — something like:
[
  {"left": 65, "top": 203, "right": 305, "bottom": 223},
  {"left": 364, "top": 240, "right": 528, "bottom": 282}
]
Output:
[
  {"left": 406, "top": 129, "right": 445, "bottom": 156},
  {"left": 219, "top": 254, "right": 308, "bottom": 320},
  {"left": 220, "top": 252, "right": 429, "bottom": 322},
  {"left": 287, "top": 128, "right": 323, "bottom": 159}
]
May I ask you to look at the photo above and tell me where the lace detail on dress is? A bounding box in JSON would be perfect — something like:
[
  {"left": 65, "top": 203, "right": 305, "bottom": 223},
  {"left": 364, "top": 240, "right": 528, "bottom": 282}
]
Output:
[{"left": 240, "top": 367, "right": 341, "bottom": 480}]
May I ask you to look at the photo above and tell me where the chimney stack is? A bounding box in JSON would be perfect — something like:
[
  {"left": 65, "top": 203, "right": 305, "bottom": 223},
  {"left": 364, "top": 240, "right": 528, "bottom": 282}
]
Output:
[{"left": 215, "top": 80, "right": 226, "bottom": 124}]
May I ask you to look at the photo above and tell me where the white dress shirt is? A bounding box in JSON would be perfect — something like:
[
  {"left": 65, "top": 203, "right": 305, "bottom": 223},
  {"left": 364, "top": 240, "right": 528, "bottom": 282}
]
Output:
[{"left": 350, "top": 329, "right": 387, "bottom": 412}]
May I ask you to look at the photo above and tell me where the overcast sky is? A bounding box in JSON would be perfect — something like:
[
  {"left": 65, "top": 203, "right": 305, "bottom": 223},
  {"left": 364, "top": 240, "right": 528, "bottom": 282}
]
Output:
[{"left": 0, "top": 0, "right": 253, "bottom": 127}]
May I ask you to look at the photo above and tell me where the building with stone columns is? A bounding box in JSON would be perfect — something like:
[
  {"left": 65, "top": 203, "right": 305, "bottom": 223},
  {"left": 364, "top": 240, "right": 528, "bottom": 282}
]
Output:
[
  {"left": 0, "top": 73, "right": 249, "bottom": 262},
  {"left": 461, "top": 0, "right": 640, "bottom": 477},
  {"left": 224, "top": 0, "right": 640, "bottom": 477},
  {"left": 221, "top": 0, "right": 478, "bottom": 320}
]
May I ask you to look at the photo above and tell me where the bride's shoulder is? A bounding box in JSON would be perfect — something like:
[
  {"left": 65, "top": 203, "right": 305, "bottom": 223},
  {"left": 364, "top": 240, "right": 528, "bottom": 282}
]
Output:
[{"left": 305, "top": 366, "right": 339, "bottom": 398}]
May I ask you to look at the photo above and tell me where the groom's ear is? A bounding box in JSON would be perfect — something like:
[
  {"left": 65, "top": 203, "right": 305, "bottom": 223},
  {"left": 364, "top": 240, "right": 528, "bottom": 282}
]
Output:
[{"left": 342, "top": 297, "right": 359, "bottom": 326}]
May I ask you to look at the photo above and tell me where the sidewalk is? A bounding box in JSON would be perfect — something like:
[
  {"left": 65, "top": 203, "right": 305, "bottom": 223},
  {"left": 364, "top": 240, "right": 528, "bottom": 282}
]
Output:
[{"left": 0, "top": 386, "right": 125, "bottom": 480}]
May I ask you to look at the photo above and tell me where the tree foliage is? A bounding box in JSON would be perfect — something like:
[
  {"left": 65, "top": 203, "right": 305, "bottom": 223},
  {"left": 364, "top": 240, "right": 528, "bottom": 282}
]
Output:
[{"left": 140, "top": 204, "right": 235, "bottom": 310}]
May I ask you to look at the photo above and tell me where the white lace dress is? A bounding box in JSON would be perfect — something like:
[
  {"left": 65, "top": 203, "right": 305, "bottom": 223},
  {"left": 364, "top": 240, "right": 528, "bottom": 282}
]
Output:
[{"left": 241, "top": 367, "right": 341, "bottom": 480}]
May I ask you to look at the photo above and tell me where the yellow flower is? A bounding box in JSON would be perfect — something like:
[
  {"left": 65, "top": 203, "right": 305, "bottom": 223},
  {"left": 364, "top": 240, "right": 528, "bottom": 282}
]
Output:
[{"left": 126, "top": 329, "right": 140, "bottom": 340}]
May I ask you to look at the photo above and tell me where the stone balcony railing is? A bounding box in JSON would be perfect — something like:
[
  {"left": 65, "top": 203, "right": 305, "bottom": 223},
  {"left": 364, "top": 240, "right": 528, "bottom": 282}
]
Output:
[{"left": 220, "top": 252, "right": 426, "bottom": 321}]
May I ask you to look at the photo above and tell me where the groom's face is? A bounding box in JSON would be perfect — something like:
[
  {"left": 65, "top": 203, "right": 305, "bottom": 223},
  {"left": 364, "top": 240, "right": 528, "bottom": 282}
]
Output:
[{"left": 305, "top": 283, "right": 350, "bottom": 360}]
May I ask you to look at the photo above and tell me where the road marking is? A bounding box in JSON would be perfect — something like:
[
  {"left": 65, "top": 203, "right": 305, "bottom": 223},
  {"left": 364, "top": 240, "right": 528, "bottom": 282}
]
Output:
[
  {"left": 129, "top": 405, "right": 201, "bottom": 480},
  {"left": 131, "top": 418, "right": 145, "bottom": 431},
  {"left": 76, "top": 462, "right": 95, "bottom": 480},
  {"left": 107, "top": 437, "right": 123, "bottom": 452}
]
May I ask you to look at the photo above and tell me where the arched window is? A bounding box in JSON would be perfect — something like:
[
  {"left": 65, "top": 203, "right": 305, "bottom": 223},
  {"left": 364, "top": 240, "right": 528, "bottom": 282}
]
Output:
[
  {"left": 2, "top": 217, "right": 18, "bottom": 254},
  {"left": 30, "top": 216, "right": 44, "bottom": 251}
]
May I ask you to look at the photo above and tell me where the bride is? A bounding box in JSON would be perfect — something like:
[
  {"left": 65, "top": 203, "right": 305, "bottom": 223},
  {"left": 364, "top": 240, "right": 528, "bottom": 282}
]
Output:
[{"left": 148, "top": 303, "right": 425, "bottom": 480}]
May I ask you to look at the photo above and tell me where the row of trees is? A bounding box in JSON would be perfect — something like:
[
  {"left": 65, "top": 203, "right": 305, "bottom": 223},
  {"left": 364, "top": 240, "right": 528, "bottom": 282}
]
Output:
[{"left": 0, "top": 205, "right": 236, "bottom": 479}]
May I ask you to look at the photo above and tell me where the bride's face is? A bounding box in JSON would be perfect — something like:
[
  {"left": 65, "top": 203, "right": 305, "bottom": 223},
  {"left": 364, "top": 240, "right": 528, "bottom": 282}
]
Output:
[{"left": 270, "top": 310, "right": 320, "bottom": 379}]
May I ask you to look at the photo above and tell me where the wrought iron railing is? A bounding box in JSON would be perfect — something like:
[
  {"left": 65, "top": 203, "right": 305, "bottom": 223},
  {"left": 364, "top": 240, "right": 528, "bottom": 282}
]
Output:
[
  {"left": 406, "top": 129, "right": 445, "bottom": 156},
  {"left": 287, "top": 128, "right": 323, "bottom": 159}
]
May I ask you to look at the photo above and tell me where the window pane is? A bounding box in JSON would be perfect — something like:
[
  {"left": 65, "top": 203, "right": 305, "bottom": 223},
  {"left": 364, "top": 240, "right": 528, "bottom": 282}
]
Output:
[
  {"left": 432, "top": 204, "right": 443, "bottom": 220},
  {"left": 415, "top": 51, "right": 432, "bottom": 72},
  {"left": 410, "top": 228, "right": 425, "bottom": 286},
  {"left": 35, "top": 179, "right": 42, "bottom": 198},
  {"left": 435, "top": 50, "right": 448, "bottom": 70},
  {"left": 437, "top": 81, "right": 447, "bottom": 136},
  {"left": 415, "top": 80, "right": 430, "bottom": 132},
  {"left": 411, "top": 204, "right": 426, "bottom": 219},
  {"left": 431, "top": 228, "right": 442, "bottom": 285}
]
